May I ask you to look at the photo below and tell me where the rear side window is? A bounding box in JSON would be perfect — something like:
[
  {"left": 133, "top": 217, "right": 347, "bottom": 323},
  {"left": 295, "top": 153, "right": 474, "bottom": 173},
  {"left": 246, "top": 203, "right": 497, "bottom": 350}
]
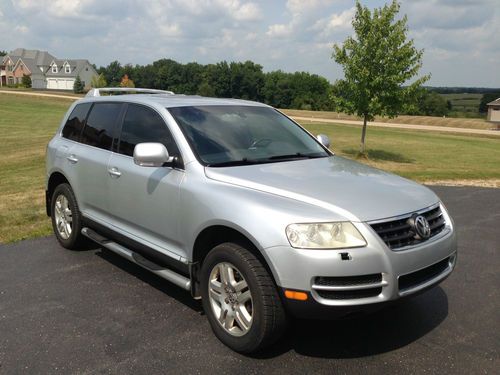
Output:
[
  {"left": 118, "top": 104, "right": 179, "bottom": 157},
  {"left": 80, "top": 103, "right": 123, "bottom": 150},
  {"left": 61, "top": 103, "right": 91, "bottom": 141}
]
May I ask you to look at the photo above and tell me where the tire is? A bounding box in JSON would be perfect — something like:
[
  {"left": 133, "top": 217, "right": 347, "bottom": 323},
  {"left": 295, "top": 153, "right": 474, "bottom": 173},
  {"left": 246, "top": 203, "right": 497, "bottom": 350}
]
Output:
[
  {"left": 200, "top": 242, "right": 287, "bottom": 353},
  {"left": 51, "top": 183, "right": 87, "bottom": 250}
]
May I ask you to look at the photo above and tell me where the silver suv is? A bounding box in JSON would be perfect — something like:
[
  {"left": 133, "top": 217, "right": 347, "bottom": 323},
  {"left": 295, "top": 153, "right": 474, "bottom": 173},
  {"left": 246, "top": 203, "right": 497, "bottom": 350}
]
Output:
[{"left": 46, "top": 88, "right": 457, "bottom": 353}]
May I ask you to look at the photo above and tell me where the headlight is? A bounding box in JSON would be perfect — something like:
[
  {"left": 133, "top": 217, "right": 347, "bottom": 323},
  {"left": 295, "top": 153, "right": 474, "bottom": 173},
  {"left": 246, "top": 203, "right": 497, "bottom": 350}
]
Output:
[{"left": 285, "top": 222, "right": 367, "bottom": 249}]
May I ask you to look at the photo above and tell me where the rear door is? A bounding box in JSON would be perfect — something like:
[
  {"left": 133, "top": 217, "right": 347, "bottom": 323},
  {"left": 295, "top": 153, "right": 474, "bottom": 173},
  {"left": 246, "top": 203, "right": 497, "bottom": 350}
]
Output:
[
  {"left": 70, "top": 102, "right": 124, "bottom": 222},
  {"left": 107, "top": 103, "right": 185, "bottom": 259}
]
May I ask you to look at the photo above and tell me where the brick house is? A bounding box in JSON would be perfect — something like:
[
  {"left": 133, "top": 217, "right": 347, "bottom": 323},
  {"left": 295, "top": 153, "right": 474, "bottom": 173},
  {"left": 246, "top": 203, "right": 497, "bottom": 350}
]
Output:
[{"left": 1, "top": 48, "right": 97, "bottom": 90}]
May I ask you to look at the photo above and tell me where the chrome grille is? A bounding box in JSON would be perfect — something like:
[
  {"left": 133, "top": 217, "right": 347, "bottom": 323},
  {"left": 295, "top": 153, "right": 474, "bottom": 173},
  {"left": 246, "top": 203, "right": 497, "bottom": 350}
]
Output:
[
  {"left": 316, "top": 288, "right": 382, "bottom": 300},
  {"left": 312, "top": 273, "right": 386, "bottom": 301},
  {"left": 314, "top": 274, "right": 382, "bottom": 287},
  {"left": 369, "top": 205, "right": 446, "bottom": 250}
]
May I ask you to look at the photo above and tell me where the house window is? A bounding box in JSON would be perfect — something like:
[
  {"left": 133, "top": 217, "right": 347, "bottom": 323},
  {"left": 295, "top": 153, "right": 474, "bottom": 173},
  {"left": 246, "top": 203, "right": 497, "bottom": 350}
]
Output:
[
  {"left": 52, "top": 64, "right": 58, "bottom": 73},
  {"left": 65, "top": 65, "right": 70, "bottom": 73}
]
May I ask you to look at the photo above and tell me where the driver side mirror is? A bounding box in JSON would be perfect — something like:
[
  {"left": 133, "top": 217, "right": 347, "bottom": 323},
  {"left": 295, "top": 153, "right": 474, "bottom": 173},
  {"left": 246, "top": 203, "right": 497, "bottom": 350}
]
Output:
[
  {"left": 133, "top": 142, "right": 174, "bottom": 167},
  {"left": 316, "top": 134, "right": 330, "bottom": 149}
]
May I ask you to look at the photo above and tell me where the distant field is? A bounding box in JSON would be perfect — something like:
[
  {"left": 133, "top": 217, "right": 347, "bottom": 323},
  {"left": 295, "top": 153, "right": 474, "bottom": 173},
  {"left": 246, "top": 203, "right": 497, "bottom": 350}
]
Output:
[
  {"left": 282, "top": 109, "right": 492, "bottom": 130},
  {"left": 1, "top": 93, "right": 499, "bottom": 243},
  {"left": 440, "top": 93, "right": 482, "bottom": 116}
]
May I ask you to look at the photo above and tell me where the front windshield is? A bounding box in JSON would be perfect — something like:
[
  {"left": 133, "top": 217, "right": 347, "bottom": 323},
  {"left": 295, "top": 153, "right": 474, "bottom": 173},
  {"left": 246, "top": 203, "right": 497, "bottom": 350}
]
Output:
[{"left": 168, "top": 105, "right": 329, "bottom": 167}]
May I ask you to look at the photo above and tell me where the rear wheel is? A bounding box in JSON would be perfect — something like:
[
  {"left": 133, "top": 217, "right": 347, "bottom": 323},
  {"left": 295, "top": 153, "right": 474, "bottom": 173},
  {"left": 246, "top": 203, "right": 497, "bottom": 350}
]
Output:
[
  {"left": 200, "top": 242, "right": 287, "bottom": 353},
  {"left": 51, "top": 183, "right": 86, "bottom": 249}
]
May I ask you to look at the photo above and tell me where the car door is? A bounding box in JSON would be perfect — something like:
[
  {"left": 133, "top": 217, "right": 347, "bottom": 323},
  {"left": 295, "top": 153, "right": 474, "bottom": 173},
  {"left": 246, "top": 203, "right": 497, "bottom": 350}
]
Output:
[
  {"left": 107, "top": 103, "right": 185, "bottom": 260},
  {"left": 69, "top": 102, "right": 124, "bottom": 222}
]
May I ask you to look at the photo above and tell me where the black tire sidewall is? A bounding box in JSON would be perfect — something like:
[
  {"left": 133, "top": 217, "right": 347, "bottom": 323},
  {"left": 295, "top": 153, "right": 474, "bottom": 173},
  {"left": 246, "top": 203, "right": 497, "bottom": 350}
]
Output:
[
  {"left": 200, "top": 243, "right": 270, "bottom": 353},
  {"left": 51, "top": 183, "right": 83, "bottom": 249}
]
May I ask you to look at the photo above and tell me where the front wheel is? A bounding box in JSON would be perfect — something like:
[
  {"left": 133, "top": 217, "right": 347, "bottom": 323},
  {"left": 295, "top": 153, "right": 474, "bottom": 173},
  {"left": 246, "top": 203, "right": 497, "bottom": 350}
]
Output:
[{"left": 200, "top": 243, "right": 287, "bottom": 353}]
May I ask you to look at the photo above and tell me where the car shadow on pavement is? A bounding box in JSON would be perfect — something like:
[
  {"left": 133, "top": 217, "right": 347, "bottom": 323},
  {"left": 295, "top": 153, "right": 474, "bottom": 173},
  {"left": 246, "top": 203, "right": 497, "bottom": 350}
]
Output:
[
  {"left": 257, "top": 287, "right": 449, "bottom": 359},
  {"left": 96, "top": 248, "right": 203, "bottom": 313},
  {"left": 93, "top": 246, "right": 448, "bottom": 360}
]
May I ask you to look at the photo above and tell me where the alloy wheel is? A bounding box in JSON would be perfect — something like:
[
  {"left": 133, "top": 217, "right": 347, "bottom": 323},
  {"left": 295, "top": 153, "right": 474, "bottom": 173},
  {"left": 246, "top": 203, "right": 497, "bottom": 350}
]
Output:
[
  {"left": 54, "top": 194, "right": 72, "bottom": 240},
  {"left": 208, "top": 262, "right": 253, "bottom": 337}
]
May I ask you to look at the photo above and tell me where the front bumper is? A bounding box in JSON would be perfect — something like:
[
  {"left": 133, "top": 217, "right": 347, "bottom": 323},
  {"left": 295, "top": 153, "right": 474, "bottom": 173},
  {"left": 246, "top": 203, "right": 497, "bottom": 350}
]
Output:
[{"left": 265, "top": 218, "right": 457, "bottom": 317}]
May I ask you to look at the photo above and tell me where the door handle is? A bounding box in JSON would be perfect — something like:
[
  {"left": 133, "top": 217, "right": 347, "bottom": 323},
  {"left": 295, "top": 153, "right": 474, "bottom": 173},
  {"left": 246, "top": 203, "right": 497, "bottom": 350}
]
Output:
[
  {"left": 108, "top": 167, "right": 121, "bottom": 178},
  {"left": 66, "top": 154, "right": 78, "bottom": 163}
]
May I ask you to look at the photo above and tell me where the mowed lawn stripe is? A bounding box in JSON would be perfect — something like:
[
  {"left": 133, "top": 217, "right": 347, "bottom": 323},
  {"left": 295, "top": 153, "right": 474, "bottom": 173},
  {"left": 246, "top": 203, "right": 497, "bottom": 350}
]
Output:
[{"left": 0, "top": 94, "right": 68, "bottom": 243}]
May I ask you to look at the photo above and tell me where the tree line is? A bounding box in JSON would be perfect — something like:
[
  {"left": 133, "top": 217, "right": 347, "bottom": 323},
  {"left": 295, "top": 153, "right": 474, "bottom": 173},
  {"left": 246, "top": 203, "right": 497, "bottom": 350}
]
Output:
[
  {"left": 96, "top": 59, "right": 334, "bottom": 111},
  {"left": 94, "top": 58, "right": 475, "bottom": 117}
]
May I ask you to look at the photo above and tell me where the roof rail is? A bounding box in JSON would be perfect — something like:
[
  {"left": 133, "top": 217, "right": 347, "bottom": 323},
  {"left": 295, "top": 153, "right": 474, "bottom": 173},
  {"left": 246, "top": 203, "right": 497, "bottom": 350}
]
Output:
[{"left": 85, "top": 88, "right": 175, "bottom": 97}]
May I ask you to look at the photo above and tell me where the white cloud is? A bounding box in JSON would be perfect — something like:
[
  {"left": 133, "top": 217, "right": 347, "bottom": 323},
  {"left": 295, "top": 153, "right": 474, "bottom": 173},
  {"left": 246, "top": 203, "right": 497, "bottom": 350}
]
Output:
[
  {"left": 286, "top": 0, "right": 334, "bottom": 15},
  {"left": 245, "top": 32, "right": 258, "bottom": 41},
  {"left": 0, "top": 0, "right": 498, "bottom": 87},
  {"left": 311, "top": 7, "right": 354, "bottom": 38},
  {"left": 233, "top": 2, "right": 261, "bottom": 21},
  {"left": 266, "top": 24, "right": 292, "bottom": 37},
  {"left": 14, "top": 25, "right": 29, "bottom": 33}
]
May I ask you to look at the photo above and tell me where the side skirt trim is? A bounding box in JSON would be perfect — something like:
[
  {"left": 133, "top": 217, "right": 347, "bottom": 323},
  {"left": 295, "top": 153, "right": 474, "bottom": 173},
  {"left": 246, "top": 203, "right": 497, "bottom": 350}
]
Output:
[
  {"left": 81, "top": 227, "right": 191, "bottom": 291},
  {"left": 81, "top": 217, "right": 190, "bottom": 276}
]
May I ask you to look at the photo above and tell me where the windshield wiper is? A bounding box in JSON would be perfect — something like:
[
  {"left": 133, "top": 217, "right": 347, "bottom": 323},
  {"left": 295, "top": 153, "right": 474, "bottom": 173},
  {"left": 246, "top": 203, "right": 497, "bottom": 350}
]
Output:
[
  {"left": 206, "top": 153, "right": 327, "bottom": 167},
  {"left": 268, "top": 153, "right": 325, "bottom": 161},
  {"left": 206, "top": 158, "right": 264, "bottom": 167}
]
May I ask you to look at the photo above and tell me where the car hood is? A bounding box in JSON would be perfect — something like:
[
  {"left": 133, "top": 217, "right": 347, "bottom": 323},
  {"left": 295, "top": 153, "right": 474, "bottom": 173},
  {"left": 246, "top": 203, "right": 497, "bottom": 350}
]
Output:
[{"left": 204, "top": 156, "right": 439, "bottom": 222}]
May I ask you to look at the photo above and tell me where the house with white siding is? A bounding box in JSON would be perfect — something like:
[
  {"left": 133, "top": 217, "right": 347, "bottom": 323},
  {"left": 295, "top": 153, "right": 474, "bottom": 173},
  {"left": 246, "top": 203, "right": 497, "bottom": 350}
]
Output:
[
  {"left": 486, "top": 98, "right": 500, "bottom": 128},
  {"left": 0, "top": 48, "right": 97, "bottom": 90}
]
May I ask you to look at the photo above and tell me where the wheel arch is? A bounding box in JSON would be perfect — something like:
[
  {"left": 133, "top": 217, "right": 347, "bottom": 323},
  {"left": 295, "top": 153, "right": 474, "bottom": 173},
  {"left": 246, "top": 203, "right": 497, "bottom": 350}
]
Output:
[
  {"left": 191, "top": 224, "right": 280, "bottom": 297},
  {"left": 46, "top": 171, "right": 70, "bottom": 217}
]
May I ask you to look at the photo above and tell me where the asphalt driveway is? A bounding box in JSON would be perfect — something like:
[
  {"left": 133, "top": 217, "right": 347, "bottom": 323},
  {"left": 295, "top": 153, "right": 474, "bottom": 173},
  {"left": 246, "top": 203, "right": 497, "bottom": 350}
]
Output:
[{"left": 0, "top": 186, "right": 498, "bottom": 374}]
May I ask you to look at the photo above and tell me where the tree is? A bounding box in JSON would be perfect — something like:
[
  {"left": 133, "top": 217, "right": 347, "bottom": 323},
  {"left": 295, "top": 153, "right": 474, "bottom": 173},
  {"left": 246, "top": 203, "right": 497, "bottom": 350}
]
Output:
[
  {"left": 120, "top": 74, "right": 135, "bottom": 88},
  {"left": 91, "top": 73, "right": 107, "bottom": 88},
  {"left": 479, "top": 92, "right": 500, "bottom": 113},
  {"left": 99, "top": 60, "right": 123, "bottom": 86},
  {"left": 0, "top": 50, "right": 7, "bottom": 57},
  {"left": 21, "top": 74, "right": 32, "bottom": 88},
  {"left": 419, "top": 91, "right": 448, "bottom": 116},
  {"left": 73, "top": 75, "right": 84, "bottom": 93},
  {"left": 332, "top": 0, "right": 429, "bottom": 154},
  {"left": 404, "top": 89, "right": 448, "bottom": 116}
]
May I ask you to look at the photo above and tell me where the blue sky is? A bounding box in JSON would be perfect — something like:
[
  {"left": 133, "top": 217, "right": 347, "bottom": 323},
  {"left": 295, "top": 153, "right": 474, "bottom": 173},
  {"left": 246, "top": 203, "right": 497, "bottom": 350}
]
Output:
[{"left": 1, "top": 0, "right": 498, "bottom": 87}]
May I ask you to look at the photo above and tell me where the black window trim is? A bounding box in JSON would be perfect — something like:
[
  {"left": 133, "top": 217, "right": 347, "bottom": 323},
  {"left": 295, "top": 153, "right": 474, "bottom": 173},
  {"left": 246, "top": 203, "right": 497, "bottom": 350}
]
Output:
[{"left": 115, "top": 102, "right": 185, "bottom": 170}]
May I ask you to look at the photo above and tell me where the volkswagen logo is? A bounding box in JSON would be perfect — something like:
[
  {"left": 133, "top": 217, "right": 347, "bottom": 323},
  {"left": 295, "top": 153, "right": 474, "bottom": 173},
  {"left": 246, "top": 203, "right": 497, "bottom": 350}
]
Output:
[{"left": 413, "top": 215, "right": 431, "bottom": 240}]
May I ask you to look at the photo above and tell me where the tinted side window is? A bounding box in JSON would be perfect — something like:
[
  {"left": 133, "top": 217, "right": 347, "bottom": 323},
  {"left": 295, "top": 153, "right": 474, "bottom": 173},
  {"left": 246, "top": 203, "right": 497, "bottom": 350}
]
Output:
[
  {"left": 118, "top": 104, "right": 179, "bottom": 157},
  {"left": 80, "top": 103, "right": 122, "bottom": 150},
  {"left": 62, "top": 103, "right": 91, "bottom": 141}
]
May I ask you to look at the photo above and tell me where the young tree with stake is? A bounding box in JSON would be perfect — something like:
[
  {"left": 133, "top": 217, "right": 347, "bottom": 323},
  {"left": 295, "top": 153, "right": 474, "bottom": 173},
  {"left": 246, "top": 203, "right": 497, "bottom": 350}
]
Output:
[{"left": 332, "top": 0, "right": 429, "bottom": 154}]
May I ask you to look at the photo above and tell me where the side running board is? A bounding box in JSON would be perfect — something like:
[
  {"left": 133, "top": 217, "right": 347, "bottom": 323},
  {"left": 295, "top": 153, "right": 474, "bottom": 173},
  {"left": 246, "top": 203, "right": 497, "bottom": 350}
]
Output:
[{"left": 81, "top": 227, "right": 191, "bottom": 291}]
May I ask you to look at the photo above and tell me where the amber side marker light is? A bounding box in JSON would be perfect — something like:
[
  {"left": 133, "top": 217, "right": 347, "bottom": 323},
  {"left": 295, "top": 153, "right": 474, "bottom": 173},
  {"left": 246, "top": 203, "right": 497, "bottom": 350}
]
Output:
[{"left": 284, "top": 290, "right": 308, "bottom": 301}]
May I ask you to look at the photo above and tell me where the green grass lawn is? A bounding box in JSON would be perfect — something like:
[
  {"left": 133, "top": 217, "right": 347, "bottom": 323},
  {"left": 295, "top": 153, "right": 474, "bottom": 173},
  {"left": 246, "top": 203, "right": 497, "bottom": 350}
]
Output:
[
  {"left": 301, "top": 121, "right": 500, "bottom": 181},
  {"left": 0, "top": 94, "right": 70, "bottom": 243},
  {"left": 1, "top": 93, "right": 499, "bottom": 244}
]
